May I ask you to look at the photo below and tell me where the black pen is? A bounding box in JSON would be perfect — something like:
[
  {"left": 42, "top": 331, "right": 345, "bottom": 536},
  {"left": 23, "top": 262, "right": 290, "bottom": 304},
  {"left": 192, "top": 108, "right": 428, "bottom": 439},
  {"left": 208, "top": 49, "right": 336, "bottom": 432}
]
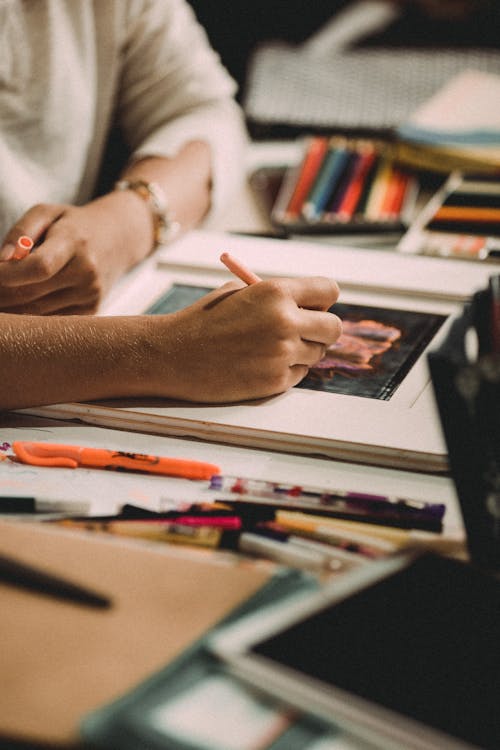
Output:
[
  {"left": 0, "top": 495, "right": 90, "bottom": 514},
  {"left": 0, "top": 552, "right": 112, "bottom": 608}
]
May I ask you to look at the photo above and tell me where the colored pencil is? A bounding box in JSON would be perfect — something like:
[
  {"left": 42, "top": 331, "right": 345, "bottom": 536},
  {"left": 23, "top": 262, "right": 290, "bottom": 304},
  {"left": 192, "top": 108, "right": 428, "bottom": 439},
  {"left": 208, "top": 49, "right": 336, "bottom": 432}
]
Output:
[
  {"left": 379, "top": 168, "right": 409, "bottom": 220},
  {"left": 355, "top": 152, "right": 380, "bottom": 215},
  {"left": 302, "top": 139, "right": 350, "bottom": 220},
  {"left": 432, "top": 206, "right": 500, "bottom": 224},
  {"left": 324, "top": 148, "right": 360, "bottom": 216},
  {"left": 335, "top": 146, "right": 377, "bottom": 220},
  {"left": 284, "top": 136, "right": 329, "bottom": 219},
  {"left": 364, "top": 158, "right": 393, "bottom": 220}
]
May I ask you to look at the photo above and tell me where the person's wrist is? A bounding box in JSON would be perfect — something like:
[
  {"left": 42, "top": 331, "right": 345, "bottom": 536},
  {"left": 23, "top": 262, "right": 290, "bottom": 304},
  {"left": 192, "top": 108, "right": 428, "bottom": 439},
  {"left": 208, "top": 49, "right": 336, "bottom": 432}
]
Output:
[{"left": 113, "top": 179, "right": 180, "bottom": 250}]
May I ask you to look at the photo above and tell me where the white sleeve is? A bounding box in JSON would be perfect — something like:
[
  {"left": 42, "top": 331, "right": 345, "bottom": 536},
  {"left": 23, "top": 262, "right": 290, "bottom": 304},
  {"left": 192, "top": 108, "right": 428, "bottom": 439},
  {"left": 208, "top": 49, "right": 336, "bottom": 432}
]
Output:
[{"left": 116, "top": 0, "right": 248, "bottom": 219}]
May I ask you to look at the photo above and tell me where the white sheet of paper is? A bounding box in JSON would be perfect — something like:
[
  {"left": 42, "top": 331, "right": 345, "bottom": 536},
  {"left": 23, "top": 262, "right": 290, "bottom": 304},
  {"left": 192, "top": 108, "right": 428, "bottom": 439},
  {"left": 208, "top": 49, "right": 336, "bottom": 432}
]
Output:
[{"left": 155, "top": 229, "right": 497, "bottom": 302}]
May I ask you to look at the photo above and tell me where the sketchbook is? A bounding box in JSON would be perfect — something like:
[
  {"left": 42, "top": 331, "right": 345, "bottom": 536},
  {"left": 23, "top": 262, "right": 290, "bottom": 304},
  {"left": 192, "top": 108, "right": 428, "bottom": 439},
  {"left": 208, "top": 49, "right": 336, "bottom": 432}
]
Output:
[
  {"left": 0, "top": 519, "right": 275, "bottom": 747},
  {"left": 156, "top": 230, "right": 499, "bottom": 302},
  {"left": 18, "top": 230, "right": 478, "bottom": 472}
]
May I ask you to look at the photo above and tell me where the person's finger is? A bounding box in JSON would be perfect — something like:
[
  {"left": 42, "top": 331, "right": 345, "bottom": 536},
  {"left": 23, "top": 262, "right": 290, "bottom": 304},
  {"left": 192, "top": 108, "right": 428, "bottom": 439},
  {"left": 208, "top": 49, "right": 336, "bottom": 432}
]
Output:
[
  {"left": 0, "top": 242, "right": 102, "bottom": 314},
  {"left": 294, "top": 340, "right": 327, "bottom": 367},
  {"left": 0, "top": 235, "right": 34, "bottom": 261},
  {"left": 0, "top": 204, "right": 66, "bottom": 261},
  {"left": 0, "top": 228, "right": 80, "bottom": 287},
  {"left": 283, "top": 276, "right": 340, "bottom": 311},
  {"left": 298, "top": 308, "right": 343, "bottom": 346},
  {"left": 288, "top": 364, "right": 311, "bottom": 385},
  {"left": 0, "top": 285, "right": 98, "bottom": 315},
  {"left": 46, "top": 303, "right": 98, "bottom": 316}
]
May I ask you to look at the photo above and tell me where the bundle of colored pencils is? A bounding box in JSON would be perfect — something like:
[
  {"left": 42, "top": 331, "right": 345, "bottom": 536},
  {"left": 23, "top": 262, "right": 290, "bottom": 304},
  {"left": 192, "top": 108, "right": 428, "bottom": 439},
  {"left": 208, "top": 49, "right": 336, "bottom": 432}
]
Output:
[{"left": 272, "top": 135, "right": 418, "bottom": 233}]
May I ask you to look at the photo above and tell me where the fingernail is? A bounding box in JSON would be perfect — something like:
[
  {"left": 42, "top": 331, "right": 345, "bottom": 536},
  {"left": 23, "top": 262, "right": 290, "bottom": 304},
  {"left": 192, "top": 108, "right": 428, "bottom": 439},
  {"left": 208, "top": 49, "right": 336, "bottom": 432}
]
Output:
[{"left": 0, "top": 243, "right": 16, "bottom": 261}]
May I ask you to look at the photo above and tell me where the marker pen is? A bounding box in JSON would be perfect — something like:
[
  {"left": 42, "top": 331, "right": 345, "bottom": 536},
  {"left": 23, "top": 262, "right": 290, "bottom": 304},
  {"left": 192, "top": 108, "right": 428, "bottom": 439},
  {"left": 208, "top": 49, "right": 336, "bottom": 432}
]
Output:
[
  {"left": 55, "top": 518, "right": 241, "bottom": 549},
  {"left": 238, "top": 532, "right": 342, "bottom": 573},
  {"left": 12, "top": 235, "right": 34, "bottom": 260},
  {"left": 209, "top": 475, "right": 445, "bottom": 520}
]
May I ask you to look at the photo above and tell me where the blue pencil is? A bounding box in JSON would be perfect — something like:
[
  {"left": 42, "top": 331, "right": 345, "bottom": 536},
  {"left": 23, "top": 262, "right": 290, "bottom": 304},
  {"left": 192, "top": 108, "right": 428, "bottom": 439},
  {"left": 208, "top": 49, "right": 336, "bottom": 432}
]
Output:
[
  {"left": 327, "top": 148, "right": 361, "bottom": 216},
  {"left": 302, "top": 139, "right": 351, "bottom": 220}
]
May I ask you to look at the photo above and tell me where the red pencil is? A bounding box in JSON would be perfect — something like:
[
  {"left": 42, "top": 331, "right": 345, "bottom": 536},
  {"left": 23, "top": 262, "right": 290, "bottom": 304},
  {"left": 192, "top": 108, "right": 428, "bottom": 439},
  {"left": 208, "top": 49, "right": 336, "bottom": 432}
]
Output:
[
  {"left": 285, "top": 136, "right": 329, "bottom": 219},
  {"left": 336, "top": 147, "right": 376, "bottom": 220}
]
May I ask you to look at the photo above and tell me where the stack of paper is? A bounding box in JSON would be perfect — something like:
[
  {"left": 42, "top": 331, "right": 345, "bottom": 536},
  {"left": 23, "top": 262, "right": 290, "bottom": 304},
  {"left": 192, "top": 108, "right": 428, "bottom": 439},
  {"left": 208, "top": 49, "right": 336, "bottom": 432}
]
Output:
[{"left": 395, "top": 70, "right": 500, "bottom": 174}]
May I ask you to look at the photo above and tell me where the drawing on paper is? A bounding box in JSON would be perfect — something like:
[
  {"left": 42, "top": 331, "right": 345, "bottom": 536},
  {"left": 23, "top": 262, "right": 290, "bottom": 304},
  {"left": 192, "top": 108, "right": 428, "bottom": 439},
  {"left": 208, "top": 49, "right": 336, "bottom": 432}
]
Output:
[{"left": 146, "top": 285, "right": 445, "bottom": 400}]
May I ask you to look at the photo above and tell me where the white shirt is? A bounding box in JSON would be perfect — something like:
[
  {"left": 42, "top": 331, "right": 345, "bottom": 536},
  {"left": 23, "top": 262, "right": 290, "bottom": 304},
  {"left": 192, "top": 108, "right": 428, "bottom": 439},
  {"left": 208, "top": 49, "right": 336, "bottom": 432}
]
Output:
[{"left": 0, "top": 0, "right": 248, "bottom": 235}]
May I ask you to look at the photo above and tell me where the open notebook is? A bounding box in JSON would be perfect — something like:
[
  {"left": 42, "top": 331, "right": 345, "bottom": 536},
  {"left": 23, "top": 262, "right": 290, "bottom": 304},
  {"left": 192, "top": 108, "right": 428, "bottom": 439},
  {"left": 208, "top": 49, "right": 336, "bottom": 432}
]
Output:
[{"left": 18, "top": 230, "right": 490, "bottom": 472}]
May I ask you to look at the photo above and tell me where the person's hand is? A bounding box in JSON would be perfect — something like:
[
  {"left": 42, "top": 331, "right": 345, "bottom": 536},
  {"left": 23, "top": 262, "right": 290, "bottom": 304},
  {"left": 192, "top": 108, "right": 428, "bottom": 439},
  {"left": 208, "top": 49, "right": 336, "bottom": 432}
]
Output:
[
  {"left": 146, "top": 275, "right": 342, "bottom": 403},
  {"left": 0, "top": 191, "right": 152, "bottom": 315}
]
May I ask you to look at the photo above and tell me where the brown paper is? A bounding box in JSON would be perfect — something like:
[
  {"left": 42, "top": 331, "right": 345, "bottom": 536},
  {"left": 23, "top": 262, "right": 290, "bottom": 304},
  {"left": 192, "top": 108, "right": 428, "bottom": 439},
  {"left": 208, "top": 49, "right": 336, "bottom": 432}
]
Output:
[{"left": 0, "top": 520, "right": 272, "bottom": 747}]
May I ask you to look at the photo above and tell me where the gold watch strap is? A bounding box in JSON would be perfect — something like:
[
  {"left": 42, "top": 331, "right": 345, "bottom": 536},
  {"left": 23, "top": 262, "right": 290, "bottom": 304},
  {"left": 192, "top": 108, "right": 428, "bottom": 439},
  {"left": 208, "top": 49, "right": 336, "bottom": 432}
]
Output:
[{"left": 114, "top": 179, "right": 180, "bottom": 248}]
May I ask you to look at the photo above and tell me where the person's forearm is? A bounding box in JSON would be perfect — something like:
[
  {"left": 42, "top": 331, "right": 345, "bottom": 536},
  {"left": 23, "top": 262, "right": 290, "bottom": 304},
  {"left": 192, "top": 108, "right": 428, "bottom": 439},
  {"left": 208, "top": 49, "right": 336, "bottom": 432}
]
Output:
[
  {"left": 0, "top": 313, "right": 161, "bottom": 410},
  {"left": 120, "top": 141, "right": 213, "bottom": 238},
  {"left": 0, "top": 275, "right": 342, "bottom": 410}
]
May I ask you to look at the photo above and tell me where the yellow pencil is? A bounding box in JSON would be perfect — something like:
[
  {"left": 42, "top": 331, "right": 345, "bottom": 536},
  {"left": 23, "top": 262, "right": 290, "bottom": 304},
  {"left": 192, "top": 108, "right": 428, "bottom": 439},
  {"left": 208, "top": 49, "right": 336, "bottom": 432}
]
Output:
[
  {"left": 276, "top": 510, "right": 464, "bottom": 555},
  {"left": 364, "top": 158, "right": 393, "bottom": 220}
]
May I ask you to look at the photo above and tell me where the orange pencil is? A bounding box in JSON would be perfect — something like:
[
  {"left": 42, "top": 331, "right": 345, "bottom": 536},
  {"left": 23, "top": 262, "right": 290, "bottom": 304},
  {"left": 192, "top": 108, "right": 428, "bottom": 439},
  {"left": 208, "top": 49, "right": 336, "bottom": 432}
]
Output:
[
  {"left": 433, "top": 206, "right": 500, "bottom": 223},
  {"left": 379, "top": 168, "right": 408, "bottom": 220},
  {"left": 364, "top": 159, "right": 392, "bottom": 220},
  {"left": 388, "top": 171, "right": 410, "bottom": 217},
  {"left": 220, "top": 252, "right": 261, "bottom": 285}
]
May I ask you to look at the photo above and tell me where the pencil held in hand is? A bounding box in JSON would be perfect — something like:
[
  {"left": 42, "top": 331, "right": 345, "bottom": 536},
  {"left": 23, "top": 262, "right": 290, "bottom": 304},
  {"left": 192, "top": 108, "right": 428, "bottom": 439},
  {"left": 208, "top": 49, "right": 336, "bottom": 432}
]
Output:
[{"left": 220, "top": 252, "right": 262, "bottom": 285}]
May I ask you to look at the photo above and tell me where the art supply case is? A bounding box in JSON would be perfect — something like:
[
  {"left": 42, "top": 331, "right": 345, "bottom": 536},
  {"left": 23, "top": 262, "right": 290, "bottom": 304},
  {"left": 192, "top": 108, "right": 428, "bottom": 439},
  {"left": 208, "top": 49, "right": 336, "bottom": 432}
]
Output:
[{"left": 270, "top": 136, "right": 419, "bottom": 235}]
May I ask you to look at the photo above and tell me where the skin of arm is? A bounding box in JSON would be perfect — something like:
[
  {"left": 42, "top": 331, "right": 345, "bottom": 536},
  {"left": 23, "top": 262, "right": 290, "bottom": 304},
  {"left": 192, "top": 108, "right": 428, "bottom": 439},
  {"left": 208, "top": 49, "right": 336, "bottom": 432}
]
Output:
[
  {"left": 0, "top": 276, "right": 341, "bottom": 411},
  {"left": 0, "top": 143, "right": 212, "bottom": 315}
]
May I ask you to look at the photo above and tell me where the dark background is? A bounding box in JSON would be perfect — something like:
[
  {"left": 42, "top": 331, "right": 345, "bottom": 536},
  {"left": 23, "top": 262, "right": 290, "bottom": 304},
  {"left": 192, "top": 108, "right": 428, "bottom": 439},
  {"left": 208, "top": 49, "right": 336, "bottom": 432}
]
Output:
[{"left": 187, "top": 0, "right": 500, "bottom": 97}]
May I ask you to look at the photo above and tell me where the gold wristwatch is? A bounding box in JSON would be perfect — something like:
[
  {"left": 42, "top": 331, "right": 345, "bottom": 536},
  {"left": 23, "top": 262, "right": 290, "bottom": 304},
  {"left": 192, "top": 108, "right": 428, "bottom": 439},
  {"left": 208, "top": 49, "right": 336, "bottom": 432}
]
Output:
[{"left": 114, "top": 179, "right": 180, "bottom": 248}]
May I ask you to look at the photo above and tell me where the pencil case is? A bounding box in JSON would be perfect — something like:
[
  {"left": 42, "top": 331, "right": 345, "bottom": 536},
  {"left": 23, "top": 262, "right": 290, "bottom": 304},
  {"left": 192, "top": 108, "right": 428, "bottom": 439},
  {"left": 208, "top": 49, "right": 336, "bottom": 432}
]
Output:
[
  {"left": 271, "top": 135, "right": 419, "bottom": 235},
  {"left": 398, "top": 170, "right": 500, "bottom": 262}
]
